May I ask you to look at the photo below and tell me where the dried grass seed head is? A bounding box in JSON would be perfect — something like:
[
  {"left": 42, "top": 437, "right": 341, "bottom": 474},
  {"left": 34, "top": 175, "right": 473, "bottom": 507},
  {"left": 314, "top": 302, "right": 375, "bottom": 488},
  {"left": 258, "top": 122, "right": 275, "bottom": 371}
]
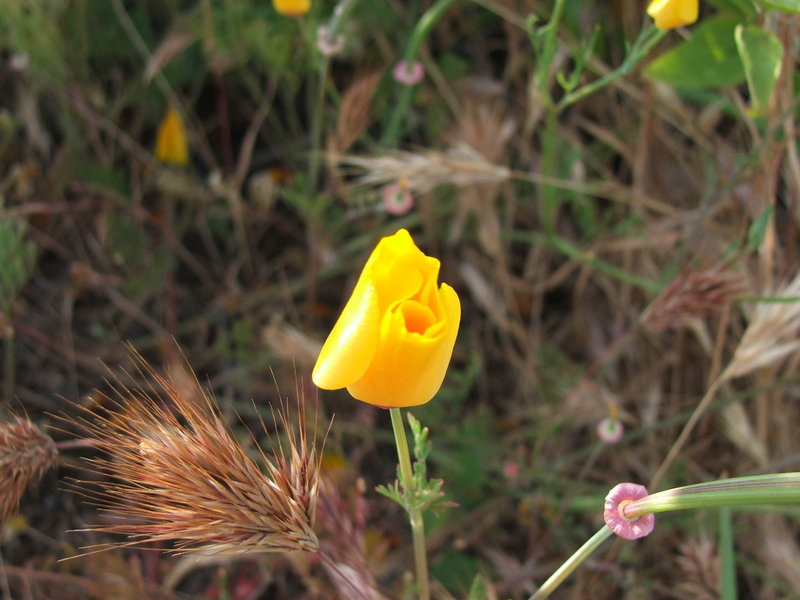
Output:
[
  {"left": 338, "top": 145, "right": 511, "bottom": 196},
  {"left": 643, "top": 263, "right": 747, "bottom": 331},
  {"left": 75, "top": 359, "right": 320, "bottom": 555},
  {"left": 0, "top": 417, "right": 57, "bottom": 523},
  {"left": 725, "top": 271, "right": 800, "bottom": 380}
]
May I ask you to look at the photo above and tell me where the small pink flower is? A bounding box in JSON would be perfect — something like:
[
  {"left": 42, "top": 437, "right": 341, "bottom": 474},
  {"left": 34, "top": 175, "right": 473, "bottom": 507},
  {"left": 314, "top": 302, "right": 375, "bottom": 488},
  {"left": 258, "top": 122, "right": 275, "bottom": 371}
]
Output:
[
  {"left": 503, "top": 461, "right": 520, "bottom": 482},
  {"left": 603, "top": 483, "right": 655, "bottom": 540},
  {"left": 382, "top": 182, "right": 414, "bottom": 216},
  {"left": 597, "top": 417, "right": 623, "bottom": 443},
  {"left": 393, "top": 60, "right": 424, "bottom": 86},
  {"left": 9, "top": 52, "right": 29, "bottom": 71},
  {"left": 316, "top": 25, "right": 344, "bottom": 57}
]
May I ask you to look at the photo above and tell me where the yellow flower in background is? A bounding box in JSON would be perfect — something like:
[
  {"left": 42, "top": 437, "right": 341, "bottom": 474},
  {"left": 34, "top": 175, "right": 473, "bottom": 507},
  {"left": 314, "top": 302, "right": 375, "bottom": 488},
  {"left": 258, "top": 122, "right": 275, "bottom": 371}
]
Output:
[
  {"left": 273, "top": 0, "right": 310, "bottom": 17},
  {"left": 154, "top": 107, "right": 188, "bottom": 166},
  {"left": 312, "top": 229, "right": 460, "bottom": 408},
  {"left": 647, "top": 0, "right": 699, "bottom": 30}
]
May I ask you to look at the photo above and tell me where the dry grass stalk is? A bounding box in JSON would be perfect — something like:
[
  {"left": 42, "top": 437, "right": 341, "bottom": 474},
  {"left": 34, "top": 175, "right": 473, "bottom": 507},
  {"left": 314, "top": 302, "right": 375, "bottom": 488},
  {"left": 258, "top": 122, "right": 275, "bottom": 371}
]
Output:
[
  {"left": 0, "top": 417, "right": 57, "bottom": 523},
  {"left": 674, "top": 536, "right": 720, "bottom": 600},
  {"left": 757, "top": 515, "right": 800, "bottom": 594},
  {"left": 642, "top": 263, "right": 747, "bottom": 331},
  {"left": 724, "top": 271, "right": 800, "bottom": 380},
  {"left": 338, "top": 144, "right": 511, "bottom": 195},
  {"left": 74, "top": 358, "right": 320, "bottom": 555},
  {"left": 315, "top": 477, "right": 387, "bottom": 600},
  {"left": 330, "top": 69, "right": 383, "bottom": 155}
]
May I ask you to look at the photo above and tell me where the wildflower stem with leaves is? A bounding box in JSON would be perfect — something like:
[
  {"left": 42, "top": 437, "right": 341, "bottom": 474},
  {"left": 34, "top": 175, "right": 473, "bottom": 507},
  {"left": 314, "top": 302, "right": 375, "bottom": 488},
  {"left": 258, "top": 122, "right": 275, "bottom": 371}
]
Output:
[
  {"left": 379, "top": 411, "right": 450, "bottom": 600},
  {"left": 389, "top": 408, "right": 430, "bottom": 600}
]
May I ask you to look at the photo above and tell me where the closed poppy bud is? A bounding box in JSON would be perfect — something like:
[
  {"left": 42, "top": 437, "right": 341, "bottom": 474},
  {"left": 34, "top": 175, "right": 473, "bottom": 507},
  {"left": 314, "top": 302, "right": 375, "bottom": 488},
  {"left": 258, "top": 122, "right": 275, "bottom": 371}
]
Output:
[
  {"left": 155, "top": 107, "right": 189, "bottom": 166},
  {"left": 313, "top": 229, "right": 460, "bottom": 408},
  {"left": 646, "top": 0, "right": 698, "bottom": 30},
  {"left": 273, "top": 0, "right": 310, "bottom": 17}
]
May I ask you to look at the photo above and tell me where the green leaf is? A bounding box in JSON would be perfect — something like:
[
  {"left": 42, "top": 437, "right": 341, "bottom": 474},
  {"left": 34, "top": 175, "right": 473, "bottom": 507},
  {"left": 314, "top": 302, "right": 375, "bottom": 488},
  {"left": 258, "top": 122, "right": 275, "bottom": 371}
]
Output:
[
  {"left": 735, "top": 25, "right": 784, "bottom": 116},
  {"left": 646, "top": 16, "right": 746, "bottom": 88},
  {"left": 467, "top": 573, "right": 494, "bottom": 600},
  {"left": 719, "top": 507, "right": 737, "bottom": 600},
  {"left": 760, "top": 0, "right": 800, "bottom": 13},
  {"left": 0, "top": 209, "right": 36, "bottom": 314},
  {"left": 746, "top": 204, "right": 773, "bottom": 252},
  {"left": 432, "top": 551, "right": 484, "bottom": 594}
]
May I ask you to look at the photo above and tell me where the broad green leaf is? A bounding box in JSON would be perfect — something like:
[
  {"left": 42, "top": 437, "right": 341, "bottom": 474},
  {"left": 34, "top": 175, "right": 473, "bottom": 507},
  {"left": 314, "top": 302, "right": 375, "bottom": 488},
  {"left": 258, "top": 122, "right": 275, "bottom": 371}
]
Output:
[
  {"left": 735, "top": 25, "right": 783, "bottom": 116},
  {"left": 646, "top": 16, "right": 745, "bottom": 88},
  {"left": 760, "top": 0, "right": 800, "bottom": 13}
]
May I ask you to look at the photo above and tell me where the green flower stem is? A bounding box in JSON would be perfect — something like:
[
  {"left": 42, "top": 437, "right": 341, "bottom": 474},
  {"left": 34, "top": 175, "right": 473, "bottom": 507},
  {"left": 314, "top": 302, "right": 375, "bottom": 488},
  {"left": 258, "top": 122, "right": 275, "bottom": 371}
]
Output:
[
  {"left": 308, "top": 0, "right": 362, "bottom": 193},
  {"left": 402, "top": 0, "right": 459, "bottom": 66},
  {"left": 308, "top": 55, "right": 330, "bottom": 193},
  {"left": 528, "top": 526, "right": 613, "bottom": 600},
  {"left": 389, "top": 407, "right": 430, "bottom": 600},
  {"left": 625, "top": 473, "right": 800, "bottom": 517},
  {"left": 555, "top": 26, "right": 668, "bottom": 113},
  {"left": 534, "top": 0, "right": 566, "bottom": 231},
  {"left": 381, "top": 0, "right": 459, "bottom": 146},
  {"left": 527, "top": 473, "right": 800, "bottom": 599},
  {"left": 325, "top": 0, "right": 361, "bottom": 41}
]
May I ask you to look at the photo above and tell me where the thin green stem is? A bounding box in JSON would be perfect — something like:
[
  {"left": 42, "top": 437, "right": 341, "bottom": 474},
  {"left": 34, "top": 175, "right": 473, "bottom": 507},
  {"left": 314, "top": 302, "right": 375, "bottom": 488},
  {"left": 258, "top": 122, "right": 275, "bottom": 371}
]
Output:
[
  {"left": 111, "top": 0, "right": 181, "bottom": 109},
  {"left": 628, "top": 473, "right": 800, "bottom": 516},
  {"left": 649, "top": 372, "right": 725, "bottom": 489},
  {"left": 526, "top": 473, "right": 800, "bottom": 599},
  {"left": 381, "top": 0, "right": 459, "bottom": 146},
  {"left": 307, "top": 55, "right": 330, "bottom": 192},
  {"left": 507, "top": 229, "right": 663, "bottom": 292},
  {"left": 534, "top": 0, "right": 566, "bottom": 231},
  {"left": 537, "top": 0, "right": 567, "bottom": 105},
  {"left": 325, "top": 0, "right": 361, "bottom": 41},
  {"left": 528, "top": 526, "right": 612, "bottom": 600},
  {"left": 390, "top": 408, "right": 415, "bottom": 490},
  {"left": 556, "top": 27, "right": 668, "bottom": 113},
  {"left": 308, "top": 0, "right": 361, "bottom": 193},
  {"left": 389, "top": 408, "right": 430, "bottom": 600},
  {"left": 403, "top": 0, "right": 459, "bottom": 64},
  {"left": 719, "top": 507, "right": 737, "bottom": 600}
]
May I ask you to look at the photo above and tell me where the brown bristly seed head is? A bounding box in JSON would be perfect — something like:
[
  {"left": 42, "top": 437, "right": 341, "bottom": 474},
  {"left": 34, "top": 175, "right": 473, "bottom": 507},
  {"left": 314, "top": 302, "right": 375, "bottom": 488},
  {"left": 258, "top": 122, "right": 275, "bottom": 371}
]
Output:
[
  {"left": 74, "top": 357, "right": 319, "bottom": 555},
  {"left": 642, "top": 263, "right": 747, "bottom": 331},
  {"left": 0, "top": 418, "right": 58, "bottom": 523}
]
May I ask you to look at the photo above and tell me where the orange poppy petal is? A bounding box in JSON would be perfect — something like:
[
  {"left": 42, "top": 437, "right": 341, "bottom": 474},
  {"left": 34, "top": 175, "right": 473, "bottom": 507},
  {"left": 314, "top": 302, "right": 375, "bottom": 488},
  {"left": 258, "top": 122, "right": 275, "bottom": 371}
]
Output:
[{"left": 346, "top": 282, "right": 460, "bottom": 407}]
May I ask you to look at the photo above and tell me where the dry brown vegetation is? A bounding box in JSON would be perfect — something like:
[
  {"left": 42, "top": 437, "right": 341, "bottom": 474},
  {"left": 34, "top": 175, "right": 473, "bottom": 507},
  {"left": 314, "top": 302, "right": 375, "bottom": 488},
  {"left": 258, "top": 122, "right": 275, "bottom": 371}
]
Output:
[{"left": 0, "top": 0, "right": 799, "bottom": 598}]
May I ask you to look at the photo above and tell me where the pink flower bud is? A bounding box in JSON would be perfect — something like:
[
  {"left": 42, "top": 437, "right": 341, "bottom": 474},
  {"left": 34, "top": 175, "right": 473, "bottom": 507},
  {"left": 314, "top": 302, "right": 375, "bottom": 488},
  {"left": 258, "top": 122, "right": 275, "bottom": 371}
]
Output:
[
  {"left": 393, "top": 60, "right": 424, "bottom": 86},
  {"left": 596, "top": 417, "right": 623, "bottom": 443},
  {"left": 382, "top": 182, "right": 414, "bottom": 216},
  {"left": 316, "top": 25, "right": 344, "bottom": 57}
]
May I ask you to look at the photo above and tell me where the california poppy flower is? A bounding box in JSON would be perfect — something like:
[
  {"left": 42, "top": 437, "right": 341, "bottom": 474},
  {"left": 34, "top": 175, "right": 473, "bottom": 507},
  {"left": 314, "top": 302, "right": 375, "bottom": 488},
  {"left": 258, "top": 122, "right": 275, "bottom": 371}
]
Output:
[
  {"left": 154, "top": 107, "right": 189, "bottom": 166},
  {"left": 273, "top": 0, "right": 310, "bottom": 17},
  {"left": 313, "top": 229, "right": 460, "bottom": 407},
  {"left": 646, "top": 0, "right": 699, "bottom": 30}
]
